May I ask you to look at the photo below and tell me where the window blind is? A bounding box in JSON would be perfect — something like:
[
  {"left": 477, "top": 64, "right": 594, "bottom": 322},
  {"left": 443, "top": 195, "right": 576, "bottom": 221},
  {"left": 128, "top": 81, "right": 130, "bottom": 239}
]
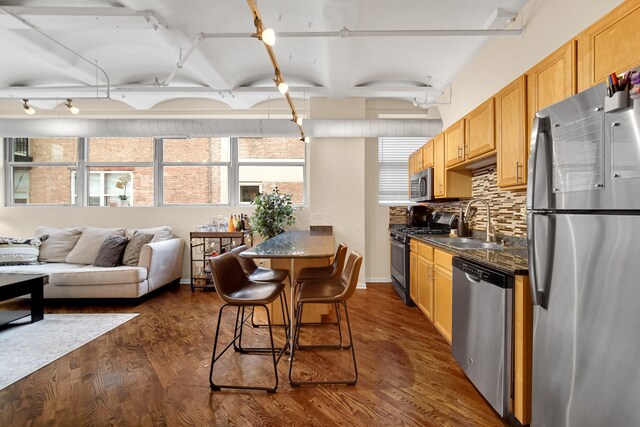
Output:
[{"left": 378, "top": 137, "right": 426, "bottom": 205}]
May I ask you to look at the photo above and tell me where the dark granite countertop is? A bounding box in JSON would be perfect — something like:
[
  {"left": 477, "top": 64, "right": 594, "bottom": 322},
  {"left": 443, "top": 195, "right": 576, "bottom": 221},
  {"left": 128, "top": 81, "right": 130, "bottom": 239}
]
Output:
[{"left": 409, "top": 235, "right": 529, "bottom": 276}]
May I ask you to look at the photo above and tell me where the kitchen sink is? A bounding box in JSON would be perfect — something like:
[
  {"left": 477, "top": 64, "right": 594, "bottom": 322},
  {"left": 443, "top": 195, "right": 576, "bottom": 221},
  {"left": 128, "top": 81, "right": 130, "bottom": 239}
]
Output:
[{"left": 433, "top": 237, "right": 505, "bottom": 250}]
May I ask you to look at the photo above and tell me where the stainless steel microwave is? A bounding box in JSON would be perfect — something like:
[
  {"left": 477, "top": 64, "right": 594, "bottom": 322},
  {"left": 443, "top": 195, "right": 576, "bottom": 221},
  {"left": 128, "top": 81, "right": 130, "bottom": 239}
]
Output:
[{"left": 410, "top": 168, "right": 434, "bottom": 202}]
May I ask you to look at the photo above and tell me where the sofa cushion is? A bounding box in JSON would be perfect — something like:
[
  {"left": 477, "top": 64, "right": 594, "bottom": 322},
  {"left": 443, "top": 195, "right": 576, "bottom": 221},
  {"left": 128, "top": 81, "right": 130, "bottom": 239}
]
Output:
[
  {"left": 122, "top": 232, "right": 154, "bottom": 266},
  {"left": 65, "top": 227, "right": 126, "bottom": 265},
  {"left": 35, "top": 226, "right": 82, "bottom": 262},
  {"left": 49, "top": 265, "right": 148, "bottom": 286},
  {"left": 0, "top": 262, "right": 86, "bottom": 275},
  {"left": 93, "top": 235, "right": 129, "bottom": 267},
  {"left": 0, "top": 236, "right": 46, "bottom": 265},
  {"left": 126, "top": 226, "right": 173, "bottom": 243}
]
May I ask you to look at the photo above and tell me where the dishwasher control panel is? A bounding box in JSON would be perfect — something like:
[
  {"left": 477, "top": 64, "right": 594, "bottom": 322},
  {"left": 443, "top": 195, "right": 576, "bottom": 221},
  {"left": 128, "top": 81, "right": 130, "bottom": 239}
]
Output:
[{"left": 452, "top": 257, "right": 512, "bottom": 289}]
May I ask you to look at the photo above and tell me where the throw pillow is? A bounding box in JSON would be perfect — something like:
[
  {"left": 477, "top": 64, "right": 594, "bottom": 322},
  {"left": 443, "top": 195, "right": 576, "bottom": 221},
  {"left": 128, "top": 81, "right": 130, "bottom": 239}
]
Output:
[
  {"left": 35, "top": 226, "right": 82, "bottom": 262},
  {"left": 65, "top": 227, "right": 126, "bottom": 265},
  {"left": 122, "top": 232, "right": 154, "bottom": 266},
  {"left": 125, "top": 226, "right": 172, "bottom": 242},
  {"left": 0, "top": 236, "right": 47, "bottom": 265},
  {"left": 93, "top": 235, "right": 129, "bottom": 267}
]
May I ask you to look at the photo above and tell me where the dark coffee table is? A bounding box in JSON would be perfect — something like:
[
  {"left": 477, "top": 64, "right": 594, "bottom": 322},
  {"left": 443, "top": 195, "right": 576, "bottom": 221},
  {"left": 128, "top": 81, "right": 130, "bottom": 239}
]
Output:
[{"left": 0, "top": 274, "right": 47, "bottom": 326}]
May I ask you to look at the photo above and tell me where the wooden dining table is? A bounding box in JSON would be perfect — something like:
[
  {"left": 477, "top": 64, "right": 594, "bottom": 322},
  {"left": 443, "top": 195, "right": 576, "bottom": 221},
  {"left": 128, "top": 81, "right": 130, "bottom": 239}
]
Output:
[{"left": 240, "top": 230, "right": 335, "bottom": 357}]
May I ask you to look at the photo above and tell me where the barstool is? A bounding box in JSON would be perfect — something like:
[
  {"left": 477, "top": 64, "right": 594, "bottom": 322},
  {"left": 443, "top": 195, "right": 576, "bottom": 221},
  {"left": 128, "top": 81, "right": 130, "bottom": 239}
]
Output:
[
  {"left": 231, "top": 245, "right": 290, "bottom": 329},
  {"left": 208, "top": 253, "right": 288, "bottom": 393},
  {"left": 293, "top": 243, "right": 348, "bottom": 343},
  {"left": 289, "top": 251, "right": 363, "bottom": 386}
]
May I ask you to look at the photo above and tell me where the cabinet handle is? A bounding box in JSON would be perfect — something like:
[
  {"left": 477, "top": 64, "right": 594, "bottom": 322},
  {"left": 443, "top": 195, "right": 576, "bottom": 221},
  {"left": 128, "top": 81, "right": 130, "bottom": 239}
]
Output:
[
  {"left": 516, "top": 161, "right": 522, "bottom": 182},
  {"left": 457, "top": 146, "right": 463, "bottom": 159}
]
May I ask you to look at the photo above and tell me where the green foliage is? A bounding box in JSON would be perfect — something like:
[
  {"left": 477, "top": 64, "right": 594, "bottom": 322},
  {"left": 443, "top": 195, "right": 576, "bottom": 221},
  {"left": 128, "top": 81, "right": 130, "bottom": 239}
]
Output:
[{"left": 250, "top": 188, "right": 297, "bottom": 239}]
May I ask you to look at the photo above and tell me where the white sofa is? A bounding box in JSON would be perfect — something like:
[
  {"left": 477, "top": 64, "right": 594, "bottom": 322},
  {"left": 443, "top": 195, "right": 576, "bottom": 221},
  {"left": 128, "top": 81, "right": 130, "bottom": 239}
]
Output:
[{"left": 0, "top": 226, "right": 184, "bottom": 299}]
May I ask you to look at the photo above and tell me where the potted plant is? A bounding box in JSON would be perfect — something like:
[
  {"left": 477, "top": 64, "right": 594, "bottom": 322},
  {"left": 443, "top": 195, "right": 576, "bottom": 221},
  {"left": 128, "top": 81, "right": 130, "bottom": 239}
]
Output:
[
  {"left": 115, "top": 174, "right": 131, "bottom": 206},
  {"left": 250, "top": 188, "right": 297, "bottom": 239}
]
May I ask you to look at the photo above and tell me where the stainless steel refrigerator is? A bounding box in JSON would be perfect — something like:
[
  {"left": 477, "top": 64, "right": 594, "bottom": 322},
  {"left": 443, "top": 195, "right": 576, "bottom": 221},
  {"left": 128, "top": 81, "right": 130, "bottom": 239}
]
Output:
[{"left": 527, "top": 82, "right": 640, "bottom": 426}]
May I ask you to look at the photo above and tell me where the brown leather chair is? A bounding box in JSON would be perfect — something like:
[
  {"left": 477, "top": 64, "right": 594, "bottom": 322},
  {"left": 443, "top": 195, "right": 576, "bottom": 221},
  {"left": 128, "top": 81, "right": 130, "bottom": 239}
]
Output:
[
  {"left": 295, "top": 243, "right": 348, "bottom": 284},
  {"left": 208, "top": 252, "right": 288, "bottom": 393},
  {"left": 231, "top": 245, "right": 290, "bottom": 329},
  {"left": 289, "top": 251, "right": 363, "bottom": 386}
]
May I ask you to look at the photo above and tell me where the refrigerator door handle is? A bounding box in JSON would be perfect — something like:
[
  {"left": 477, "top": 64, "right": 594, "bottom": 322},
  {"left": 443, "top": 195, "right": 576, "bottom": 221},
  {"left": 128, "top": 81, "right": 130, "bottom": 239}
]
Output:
[
  {"left": 527, "top": 213, "right": 546, "bottom": 308},
  {"left": 526, "top": 115, "right": 550, "bottom": 210}
]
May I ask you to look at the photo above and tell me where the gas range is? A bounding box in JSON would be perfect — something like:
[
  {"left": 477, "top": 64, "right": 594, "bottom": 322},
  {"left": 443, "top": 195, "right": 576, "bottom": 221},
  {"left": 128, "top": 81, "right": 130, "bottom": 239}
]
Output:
[{"left": 390, "top": 227, "right": 449, "bottom": 243}]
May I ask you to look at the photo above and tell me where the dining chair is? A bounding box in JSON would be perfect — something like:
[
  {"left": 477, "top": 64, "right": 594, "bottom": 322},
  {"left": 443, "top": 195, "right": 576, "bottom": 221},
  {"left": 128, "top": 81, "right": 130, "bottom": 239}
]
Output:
[
  {"left": 288, "top": 251, "right": 363, "bottom": 386},
  {"left": 208, "top": 252, "right": 289, "bottom": 393}
]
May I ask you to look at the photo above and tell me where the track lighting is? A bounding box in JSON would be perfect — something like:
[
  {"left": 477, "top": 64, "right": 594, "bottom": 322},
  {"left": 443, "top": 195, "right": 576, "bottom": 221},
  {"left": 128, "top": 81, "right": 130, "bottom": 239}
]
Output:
[
  {"left": 248, "top": 0, "right": 305, "bottom": 141},
  {"left": 260, "top": 28, "right": 275, "bottom": 46},
  {"left": 304, "top": 136, "right": 310, "bottom": 143},
  {"left": 65, "top": 99, "right": 79, "bottom": 114},
  {"left": 22, "top": 99, "right": 35, "bottom": 115}
]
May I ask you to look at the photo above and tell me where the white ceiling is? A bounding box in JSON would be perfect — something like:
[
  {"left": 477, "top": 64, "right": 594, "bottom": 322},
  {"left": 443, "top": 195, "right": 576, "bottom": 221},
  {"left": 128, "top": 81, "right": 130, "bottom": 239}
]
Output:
[{"left": 0, "top": 0, "right": 527, "bottom": 111}]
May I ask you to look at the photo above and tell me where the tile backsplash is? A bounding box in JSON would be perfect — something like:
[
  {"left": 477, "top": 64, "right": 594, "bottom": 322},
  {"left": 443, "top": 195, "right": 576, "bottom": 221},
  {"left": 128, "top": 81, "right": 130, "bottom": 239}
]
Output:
[{"left": 390, "top": 164, "right": 527, "bottom": 237}]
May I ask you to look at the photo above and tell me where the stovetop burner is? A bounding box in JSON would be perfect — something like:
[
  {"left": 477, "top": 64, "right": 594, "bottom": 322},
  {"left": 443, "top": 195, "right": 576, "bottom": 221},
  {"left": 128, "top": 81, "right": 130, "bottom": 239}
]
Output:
[{"left": 394, "top": 227, "right": 449, "bottom": 236}]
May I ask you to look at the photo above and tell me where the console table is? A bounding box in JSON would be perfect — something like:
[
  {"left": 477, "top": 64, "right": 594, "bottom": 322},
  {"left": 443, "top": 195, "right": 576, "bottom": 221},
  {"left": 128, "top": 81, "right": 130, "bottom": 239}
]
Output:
[
  {"left": 0, "top": 274, "right": 47, "bottom": 326},
  {"left": 189, "top": 231, "right": 252, "bottom": 292}
]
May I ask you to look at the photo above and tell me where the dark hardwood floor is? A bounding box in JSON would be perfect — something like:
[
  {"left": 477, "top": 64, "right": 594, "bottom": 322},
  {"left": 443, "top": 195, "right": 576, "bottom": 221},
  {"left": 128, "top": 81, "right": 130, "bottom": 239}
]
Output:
[{"left": 0, "top": 283, "right": 505, "bottom": 426}]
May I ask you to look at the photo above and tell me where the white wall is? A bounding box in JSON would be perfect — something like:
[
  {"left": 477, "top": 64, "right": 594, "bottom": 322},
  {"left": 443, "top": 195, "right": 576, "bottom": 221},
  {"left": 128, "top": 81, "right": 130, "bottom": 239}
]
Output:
[{"left": 438, "top": 0, "right": 625, "bottom": 127}]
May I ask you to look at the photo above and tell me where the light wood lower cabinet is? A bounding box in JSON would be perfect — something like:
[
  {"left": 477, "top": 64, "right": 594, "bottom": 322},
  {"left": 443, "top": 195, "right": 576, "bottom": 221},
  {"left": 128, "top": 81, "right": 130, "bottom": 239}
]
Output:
[
  {"left": 417, "top": 256, "right": 434, "bottom": 320},
  {"left": 409, "top": 250, "right": 418, "bottom": 304},
  {"left": 433, "top": 249, "right": 453, "bottom": 344}
]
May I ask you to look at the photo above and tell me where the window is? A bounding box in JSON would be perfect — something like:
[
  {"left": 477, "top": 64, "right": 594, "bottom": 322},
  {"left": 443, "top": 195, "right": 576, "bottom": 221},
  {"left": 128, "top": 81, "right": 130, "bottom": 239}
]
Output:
[
  {"left": 5, "top": 136, "right": 305, "bottom": 206},
  {"left": 378, "top": 137, "right": 426, "bottom": 205},
  {"left": 6, "top": 137, "right": 78, "bottom": 205},
  {"left": 238, "top": 137, "right": 305, "bottom": 205},
  {"left": 161, "top": 138, "right": 231, "bottom": 205}
]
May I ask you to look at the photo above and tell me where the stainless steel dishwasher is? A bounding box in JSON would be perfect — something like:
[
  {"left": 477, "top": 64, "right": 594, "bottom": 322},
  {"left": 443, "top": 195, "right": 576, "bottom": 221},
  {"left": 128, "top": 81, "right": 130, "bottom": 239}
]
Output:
[{"left": 452, "top": 257, "right": 513, "bottom": 417}]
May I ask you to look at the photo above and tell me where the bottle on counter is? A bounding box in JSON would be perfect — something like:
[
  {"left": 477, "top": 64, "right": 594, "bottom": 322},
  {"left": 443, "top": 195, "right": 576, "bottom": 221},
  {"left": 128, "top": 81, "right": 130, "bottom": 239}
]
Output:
[
  {"left": 227, "top": 215, "right": 235, "bottom": 232},
  {"left": 235, "top": 215, "right": 242, "bottom": 232}
]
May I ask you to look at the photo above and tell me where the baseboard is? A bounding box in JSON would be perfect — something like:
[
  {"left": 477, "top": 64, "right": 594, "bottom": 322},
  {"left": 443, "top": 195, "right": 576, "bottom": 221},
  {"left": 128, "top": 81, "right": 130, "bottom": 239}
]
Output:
[
  {"left": 365, "top": 277, "right": 391, "bottom": 283},
  {"left": 179, "top": 279, "right": 191, "bottom": 285},
  {"left": 356, "top": 282, "right": 367, "bottom": 290}
]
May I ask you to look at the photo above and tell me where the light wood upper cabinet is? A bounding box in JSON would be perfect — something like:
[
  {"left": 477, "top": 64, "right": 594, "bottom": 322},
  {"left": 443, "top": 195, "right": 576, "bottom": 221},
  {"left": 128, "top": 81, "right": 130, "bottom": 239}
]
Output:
[
  {"left": 445, "top": 119, "right": 465, "bottom": 168},
  {"left": 422, "top": 140, "right": 434, "bottom": 169},
  {"left": 577, "top": 0, "right": 640, "bottom": 92},
  {"left": 496, "top": 75, "right": 528, "bottom": 188},
  {"left": 415, "top": 147, "right": 424, "bottom": 172},
  {"left": 434, "top": 133, "right": 446, "bottom": 198},
  {"left": 465, "top": 98, "right": 495, "bottom": 160},
  {"left": 527, "top": 40, "right": 576, "bottom": 134}
]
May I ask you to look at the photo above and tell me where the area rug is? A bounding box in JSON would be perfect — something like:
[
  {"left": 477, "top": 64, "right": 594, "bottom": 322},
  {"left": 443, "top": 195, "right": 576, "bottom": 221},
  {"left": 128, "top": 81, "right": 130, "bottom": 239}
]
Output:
[{"left": 0, "top": 313, "right": 138, "bottom": 390}]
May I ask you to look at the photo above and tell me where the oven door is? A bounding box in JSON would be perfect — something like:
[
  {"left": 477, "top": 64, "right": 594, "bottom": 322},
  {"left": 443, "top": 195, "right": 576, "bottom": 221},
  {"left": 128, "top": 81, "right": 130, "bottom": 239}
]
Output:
[{"left": 390, "top": 238, "right": 407, "bottom": 289}]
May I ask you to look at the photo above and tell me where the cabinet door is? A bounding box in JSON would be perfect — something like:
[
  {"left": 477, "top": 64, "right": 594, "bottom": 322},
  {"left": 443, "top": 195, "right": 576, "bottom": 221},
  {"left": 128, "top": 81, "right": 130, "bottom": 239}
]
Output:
[
  {"left": 417, "top": 256, "right": 433, "bottom": 320},
  {"left": 422, "top": 140, "right": 434, "bottom": 169},
  {"left": 496, "top": 75, "right": 528, "bottom": 188},
  {"left": 577, "top": 0, "right": 640, "bottom": 92},
  {"left": 527, "top": 41, "right": 576, "bottom": 135},
  {"left": 465, "top": 98, "right": 495, "bottom": 160},
  {"left": 445, "top": 119, "right": 465, "bottom": 167},
  {"left": 409, "top": 251, "right": 418, "bottom": 304},
  {"left": 434, "top": 133, "right": 446, "bottom": 197},
  {"left": 433, "top": 265, "right": 453, "bottom": 344},
  {"left": 415, "top": 148, "right": 424, "bottom": 172}
]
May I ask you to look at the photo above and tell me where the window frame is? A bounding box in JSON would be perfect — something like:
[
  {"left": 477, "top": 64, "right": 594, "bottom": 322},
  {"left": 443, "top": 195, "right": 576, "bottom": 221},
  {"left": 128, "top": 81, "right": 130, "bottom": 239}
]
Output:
[{"left": 4, "top": 136, "right": 307, "bottom": 207}]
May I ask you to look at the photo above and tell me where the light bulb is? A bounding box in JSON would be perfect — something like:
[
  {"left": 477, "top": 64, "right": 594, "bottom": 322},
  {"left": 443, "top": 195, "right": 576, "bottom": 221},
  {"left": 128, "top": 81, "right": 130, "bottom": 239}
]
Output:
[
  {"left": 304, "top": 136, "right": 310, "bottom": 143},
  {"left": 277, "top": 81, "right": 288, "bottom": 95},
  {"left": 296, "top": 117, "right": 303, "bottom": 126},
  {"left": 413, "top": 98, "right": 418, "bottom": 107},
  {"left": 261, "top": 28, "right": 275, "bottom": 46}
]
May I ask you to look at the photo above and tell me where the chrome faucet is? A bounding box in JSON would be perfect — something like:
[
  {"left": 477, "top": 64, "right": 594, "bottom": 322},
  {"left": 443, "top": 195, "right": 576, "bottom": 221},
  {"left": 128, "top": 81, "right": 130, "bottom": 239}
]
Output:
[{"left": 463, "top": 199, "right": 495, "bottom": 242}]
